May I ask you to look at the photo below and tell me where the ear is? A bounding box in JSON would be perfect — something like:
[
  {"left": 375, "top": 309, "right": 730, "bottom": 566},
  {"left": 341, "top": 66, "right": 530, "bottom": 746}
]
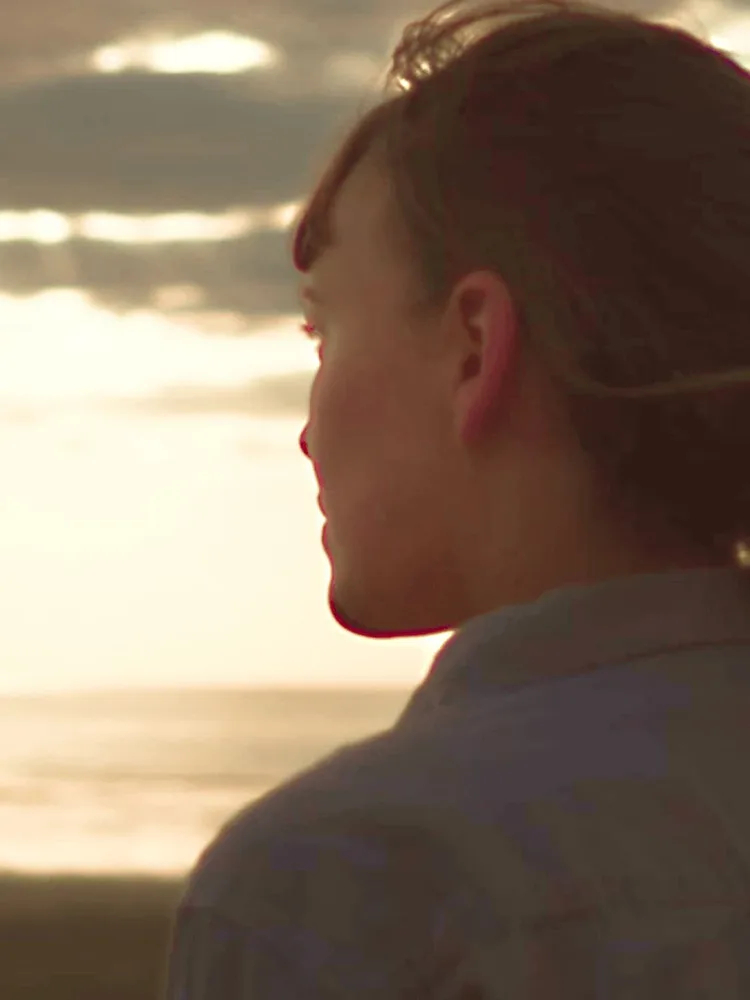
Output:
[{"left": 450, "top": 272, "right": 518, "bottom": 446}]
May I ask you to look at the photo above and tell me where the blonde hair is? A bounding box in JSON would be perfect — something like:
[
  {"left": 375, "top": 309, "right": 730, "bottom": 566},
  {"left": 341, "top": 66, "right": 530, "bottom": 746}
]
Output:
[{"left": 293, "top": 0, "right": 750, "bottom": 564}]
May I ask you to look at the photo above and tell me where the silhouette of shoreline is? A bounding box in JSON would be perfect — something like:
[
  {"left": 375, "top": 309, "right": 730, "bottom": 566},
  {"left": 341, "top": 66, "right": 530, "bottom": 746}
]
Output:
[{"left": 0, "top": 872, "right": 184, "bottom": 1000}]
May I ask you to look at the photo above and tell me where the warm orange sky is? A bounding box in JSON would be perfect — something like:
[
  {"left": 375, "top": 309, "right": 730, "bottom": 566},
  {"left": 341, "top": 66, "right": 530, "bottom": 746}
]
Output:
[
  {"left": 0, "top": 3, "right": 744, "bottom": 693},
  {"left": 0, "top": 284, "right": 449, "bottom": 694},
  {"left": 0, "top": 24, "right": 454, "bottom": 694}
]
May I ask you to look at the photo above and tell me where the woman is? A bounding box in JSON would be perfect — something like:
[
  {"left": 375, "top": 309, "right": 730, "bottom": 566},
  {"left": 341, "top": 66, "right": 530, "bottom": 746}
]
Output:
[{"left": 166, "top": 2, "right": 750, "bottom": 996}]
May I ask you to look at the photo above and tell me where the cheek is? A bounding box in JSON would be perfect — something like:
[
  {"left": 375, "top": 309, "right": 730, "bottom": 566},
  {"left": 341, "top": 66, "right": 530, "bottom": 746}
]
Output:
[
  {"left": 310, "top": 362, "right": 383, "bottom": 468},
  {"left": 311, "top": 357, "right": 446, "bottom": 520},
  {"left": 310, "top": 355, "right": 407, "bottom": 518}
]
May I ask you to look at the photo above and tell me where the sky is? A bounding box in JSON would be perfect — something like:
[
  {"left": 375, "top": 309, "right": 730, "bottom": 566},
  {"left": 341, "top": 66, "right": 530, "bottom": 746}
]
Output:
[
  {"left": 0, "top": 289, "right": 453, "bottom": 694},
  {"left": 0, "top": 0, "right": 746, "bottom": 693},
  {"left": 0, "top": 0, "right": 438, "bottom": 694}
]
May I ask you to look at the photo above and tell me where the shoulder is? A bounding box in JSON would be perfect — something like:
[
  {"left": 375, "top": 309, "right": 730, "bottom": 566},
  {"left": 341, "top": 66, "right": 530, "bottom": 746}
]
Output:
[
  {"left": 168, "top": 724, "right": 484, "bottom": 999},
  {"left": 180, "top": 719, "right": 464, "bottom": 915},
  {"left": 178, "top": 687, "right": 599, "bottom": 922}
]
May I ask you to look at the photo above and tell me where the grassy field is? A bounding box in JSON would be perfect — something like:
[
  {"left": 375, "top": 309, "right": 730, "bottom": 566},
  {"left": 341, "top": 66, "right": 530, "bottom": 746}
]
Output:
[{"left": 0, "top": 873, "right": 186, "bottom": 1000}]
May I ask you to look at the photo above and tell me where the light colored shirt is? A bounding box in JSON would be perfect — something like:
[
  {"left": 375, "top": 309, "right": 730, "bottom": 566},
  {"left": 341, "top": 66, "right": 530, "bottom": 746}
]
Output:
[{"left": 164, "top": 566, "right": 750, "bottom": 998}]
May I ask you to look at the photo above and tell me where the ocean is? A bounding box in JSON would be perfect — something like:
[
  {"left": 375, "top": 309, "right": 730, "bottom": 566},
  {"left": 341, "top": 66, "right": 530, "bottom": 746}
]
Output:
[{"left": 0, "top": 687, "right": 412, "bottom": 878}]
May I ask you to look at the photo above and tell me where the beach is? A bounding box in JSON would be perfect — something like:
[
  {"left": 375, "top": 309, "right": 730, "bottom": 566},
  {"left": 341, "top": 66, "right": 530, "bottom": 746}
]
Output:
[
  {"left": 0, "top": 689, "right": 413, "bottom": 999},
  {"left": 0, "top": 873, "right": 185, "bottom": 1000}
]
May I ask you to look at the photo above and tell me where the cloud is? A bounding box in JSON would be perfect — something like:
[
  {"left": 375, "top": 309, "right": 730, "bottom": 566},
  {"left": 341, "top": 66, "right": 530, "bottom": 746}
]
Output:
[
  {"left": 0, "top": 0, "right": 694, "bottom": 316},
  {"left": 0, "top": 373, "right": 312, "bottom": 427},
  {"left": 0, "top": 230, "right": 303, "bottom": 318},
  {"left": 0, "top": 0, "right": 422, "bottom": 83},
  {"left": 0, "top": 0, "right": 697, "bottom": 84},
  {"left": 0, "top": 72, "right": 366, "bottom": 213},
  {"left": 102, "top": 371, "right": 313, "bottom": 419},
  {"left": 0, "top": 0, "right": 683, "bottom": 216}
]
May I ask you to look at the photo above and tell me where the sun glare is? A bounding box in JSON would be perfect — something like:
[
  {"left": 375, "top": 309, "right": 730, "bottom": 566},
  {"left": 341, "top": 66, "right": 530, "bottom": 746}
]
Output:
[
  {"left": 0, "top": 289, "right": 316, "bottom": 404},
  {"left": 0, "top": 202, "right": 302, "bottom": 246},
  {"left": 710, "top": 17, "right": 750, "bottom": 60},
  {"left": 91, "top": 31, "right": 280, "bottom": 76}
]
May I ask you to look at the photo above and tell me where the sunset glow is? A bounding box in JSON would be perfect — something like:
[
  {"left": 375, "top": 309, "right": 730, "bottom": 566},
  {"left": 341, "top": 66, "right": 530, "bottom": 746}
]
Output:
[
  {"left": 91, "top": 31, "right": 279, "bottom": 76},
  {"left": 0, "top": 288, "right": 447, "bottom": 695},
  {"left": 0, "top": 202, "right": 301, "bottom": 245}
]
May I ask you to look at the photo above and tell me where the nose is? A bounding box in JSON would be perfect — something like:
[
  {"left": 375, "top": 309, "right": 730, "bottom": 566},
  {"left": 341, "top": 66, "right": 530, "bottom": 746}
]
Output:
[{"left": 299, "top": 424, "right": 310, "bottom": 459}]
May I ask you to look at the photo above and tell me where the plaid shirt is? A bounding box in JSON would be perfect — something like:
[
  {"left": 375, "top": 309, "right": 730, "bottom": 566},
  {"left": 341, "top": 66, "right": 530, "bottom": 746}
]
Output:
[{"left": 164, "top": 567, "right": 750, "bottom": 998}]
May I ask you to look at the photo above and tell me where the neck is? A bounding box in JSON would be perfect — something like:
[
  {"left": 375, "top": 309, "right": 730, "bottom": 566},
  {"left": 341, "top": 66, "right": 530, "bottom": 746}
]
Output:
[{"left": 460, "top": 502, "right": 726, "bottom": 624}]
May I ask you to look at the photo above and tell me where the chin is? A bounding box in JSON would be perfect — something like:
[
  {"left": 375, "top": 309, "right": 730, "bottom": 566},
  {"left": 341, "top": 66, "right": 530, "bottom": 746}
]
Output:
[{"left": 328, "top": 587, "right": 454, "bottom": 639}]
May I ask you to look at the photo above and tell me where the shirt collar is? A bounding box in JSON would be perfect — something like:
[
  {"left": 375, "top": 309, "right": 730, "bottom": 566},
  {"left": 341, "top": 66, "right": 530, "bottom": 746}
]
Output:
[{"left": 402, "top": 566, "right": 750, "bottom": 717}]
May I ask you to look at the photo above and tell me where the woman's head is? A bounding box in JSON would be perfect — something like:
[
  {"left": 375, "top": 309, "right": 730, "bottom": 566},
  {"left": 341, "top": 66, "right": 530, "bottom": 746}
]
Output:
[{"left": 295, "top": 0, "right": 750, "bottom": 638}]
